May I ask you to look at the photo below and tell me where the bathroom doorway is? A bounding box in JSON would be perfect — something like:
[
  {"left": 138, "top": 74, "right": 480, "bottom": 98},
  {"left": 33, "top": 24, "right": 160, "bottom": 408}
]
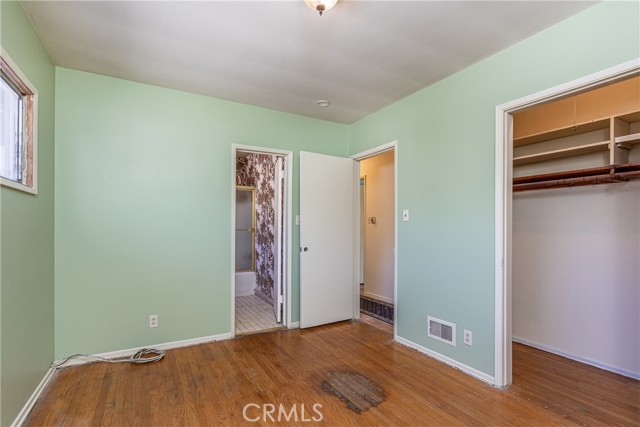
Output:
[{"left": 232, "top": 146, "right": 292, "bottom": 336}]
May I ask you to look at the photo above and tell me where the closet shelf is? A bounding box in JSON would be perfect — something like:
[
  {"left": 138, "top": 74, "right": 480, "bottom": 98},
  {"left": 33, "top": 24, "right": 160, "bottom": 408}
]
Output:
[
  {"left": 615, "top": 132, "right": 640, "bottom": 146},
  {"left": 513, "top": 141, "right": 609, "bottom": 166},
  {"left": 513, "top": 118, "right": 610, "bottom": 147},
  {"left": 513, "top": 76, "right": 639, "bottom": 190}
]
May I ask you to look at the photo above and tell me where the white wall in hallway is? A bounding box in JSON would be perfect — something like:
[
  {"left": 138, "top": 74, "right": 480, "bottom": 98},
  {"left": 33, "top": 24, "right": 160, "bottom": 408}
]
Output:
[{"left": 360, "top": 150, "right": 395, "bottom": 303}]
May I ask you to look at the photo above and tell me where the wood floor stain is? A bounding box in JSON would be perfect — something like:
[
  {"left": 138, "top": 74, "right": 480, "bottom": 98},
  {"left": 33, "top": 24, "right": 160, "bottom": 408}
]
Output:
[{"left": 321, "top": 371, "right": 384, "bottom": 414}]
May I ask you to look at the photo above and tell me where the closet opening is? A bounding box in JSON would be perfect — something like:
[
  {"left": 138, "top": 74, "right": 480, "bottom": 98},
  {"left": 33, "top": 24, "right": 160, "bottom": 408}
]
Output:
[
  {"left": 232, "top": 146, "right": 292, "bottom": 336},
  {"left": 352, "top": 144, "right": 397, "bottom": 335},
  {"left": 495, "top": 60, "right": 640, "bottom": 387}
]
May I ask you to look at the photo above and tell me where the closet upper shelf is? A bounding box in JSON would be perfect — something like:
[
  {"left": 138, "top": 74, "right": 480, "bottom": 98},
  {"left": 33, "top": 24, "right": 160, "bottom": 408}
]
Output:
[
  {"left": 513, "top": 118, "right": 609, "bottom": 147},
  {"left": 513, "top": 76, "right": 640, "bottom": 148},
  {"left": 513, "top": 140, "right": 609, "bottom": 166},
  {"left": 615, "top": 133, "right": 640, "bottom": 145}
]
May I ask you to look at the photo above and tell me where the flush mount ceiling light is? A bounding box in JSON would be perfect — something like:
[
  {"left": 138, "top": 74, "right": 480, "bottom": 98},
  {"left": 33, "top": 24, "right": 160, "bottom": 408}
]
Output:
[
  {"left": 316, "top": 100, "right": 330, "bottom": 107},
  {"left": 304, "top": 0, "right": 339, "bottom": 16}
]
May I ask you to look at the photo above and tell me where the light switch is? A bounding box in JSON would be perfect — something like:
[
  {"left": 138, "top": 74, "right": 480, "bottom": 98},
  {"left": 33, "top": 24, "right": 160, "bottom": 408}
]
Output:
[{"left": 402, "top": 209, "right": 409, "bottom": 222}]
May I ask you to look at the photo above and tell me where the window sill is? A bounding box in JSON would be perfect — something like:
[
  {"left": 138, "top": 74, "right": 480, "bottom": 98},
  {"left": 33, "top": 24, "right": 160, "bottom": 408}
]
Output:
[{"left": 1, "top": 177, "right": 37, "bottom": 195}]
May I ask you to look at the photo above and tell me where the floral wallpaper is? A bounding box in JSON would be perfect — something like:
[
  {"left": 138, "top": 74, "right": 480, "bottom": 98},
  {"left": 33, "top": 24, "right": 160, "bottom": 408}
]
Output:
[
  {"left": 236, "top": 153, "right": 281, "bottom": 301},
  {"left": 236, "top": 156, "right": 251, "bottom": 186}
]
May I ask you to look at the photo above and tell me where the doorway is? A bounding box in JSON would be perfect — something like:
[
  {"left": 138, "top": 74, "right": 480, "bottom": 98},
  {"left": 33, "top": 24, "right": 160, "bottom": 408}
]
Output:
[
  {"left": 297, "top": 142, "right": 397, "bottom": 335},
  {"left": 231, "top": 145, "right": 292, "bottom": 336},
  {"left": 352, "top": 142, "right": 398, "bottom": 337},
  {"left": 357, "top": 150, "right": 395, "bottom": 332}
]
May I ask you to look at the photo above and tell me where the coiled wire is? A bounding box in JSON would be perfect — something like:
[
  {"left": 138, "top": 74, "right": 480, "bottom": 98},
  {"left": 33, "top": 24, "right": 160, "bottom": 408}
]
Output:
[{"left": 51, "top": 348, "right": 165, "bottom": 369}]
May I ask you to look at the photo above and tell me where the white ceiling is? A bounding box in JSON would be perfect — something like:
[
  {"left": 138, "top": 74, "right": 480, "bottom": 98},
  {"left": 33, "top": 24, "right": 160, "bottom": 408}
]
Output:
[{"left": 21, "top": 1, "right": 597, "bottom": 124}]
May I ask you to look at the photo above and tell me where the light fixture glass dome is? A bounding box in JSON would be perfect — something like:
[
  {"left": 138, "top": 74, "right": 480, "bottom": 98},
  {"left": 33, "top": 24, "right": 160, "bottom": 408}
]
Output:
[{"left": 304, "top": 0, "right": 339, "bottom": 16}]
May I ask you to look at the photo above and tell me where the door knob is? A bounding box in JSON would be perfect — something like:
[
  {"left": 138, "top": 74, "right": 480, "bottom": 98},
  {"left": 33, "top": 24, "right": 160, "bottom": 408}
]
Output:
[{"left": 301, "top": 247, "right": 309, "bottom": 252}]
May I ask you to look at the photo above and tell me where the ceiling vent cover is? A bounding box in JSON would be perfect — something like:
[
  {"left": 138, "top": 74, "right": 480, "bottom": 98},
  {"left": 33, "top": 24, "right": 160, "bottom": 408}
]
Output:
[{"left": 427, "top": 316, "right": 456, "bottom": 346}]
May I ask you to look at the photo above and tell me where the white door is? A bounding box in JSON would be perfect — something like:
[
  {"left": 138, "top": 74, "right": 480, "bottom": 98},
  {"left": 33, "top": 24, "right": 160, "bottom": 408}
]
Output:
[
  {"left": 300, "top": 151, "right": 354, "bottom": 329},
  {"left": 273, "top": 157, "right": 284, "bottom": 323}
]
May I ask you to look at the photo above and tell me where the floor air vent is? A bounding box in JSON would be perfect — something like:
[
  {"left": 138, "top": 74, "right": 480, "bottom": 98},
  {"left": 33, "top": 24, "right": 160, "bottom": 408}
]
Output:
[{"left": 427, "top": 316, "right": 456, "bottom": 346}]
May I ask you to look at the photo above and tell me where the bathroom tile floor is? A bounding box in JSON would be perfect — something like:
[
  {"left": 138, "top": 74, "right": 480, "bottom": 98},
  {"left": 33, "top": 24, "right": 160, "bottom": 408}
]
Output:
[{"left": 235, "top": 294, "right": 283, "bottom": 335}]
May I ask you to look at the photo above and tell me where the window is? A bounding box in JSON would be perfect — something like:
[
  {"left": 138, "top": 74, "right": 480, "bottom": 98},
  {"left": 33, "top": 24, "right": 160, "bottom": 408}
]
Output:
[{"left": 1, "top": 49, "right": 37, "bottom": 194}]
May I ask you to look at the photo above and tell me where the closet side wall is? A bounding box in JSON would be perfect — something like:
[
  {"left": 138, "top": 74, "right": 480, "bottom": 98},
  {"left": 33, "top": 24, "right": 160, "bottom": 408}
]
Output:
[{"left": 513, "top": 182, "right": 640, "bottom": 377}]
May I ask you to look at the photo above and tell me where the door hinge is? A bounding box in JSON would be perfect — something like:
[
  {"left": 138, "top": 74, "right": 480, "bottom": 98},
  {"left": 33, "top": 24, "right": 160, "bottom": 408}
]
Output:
[{"left": 278, "top": 295, "right": 284, "bottom": 304}]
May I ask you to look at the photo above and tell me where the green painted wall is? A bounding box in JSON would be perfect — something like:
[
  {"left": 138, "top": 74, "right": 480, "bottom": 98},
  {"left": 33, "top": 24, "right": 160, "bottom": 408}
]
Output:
[
  {"left": 54, "top": 68, "right": 348, "bottom": 358},
  {"left": 348, "top": 0, "right": 640, "bottom": 377},
  {"left": 0, "top": 1, "right": 55, "bottom": 425}
]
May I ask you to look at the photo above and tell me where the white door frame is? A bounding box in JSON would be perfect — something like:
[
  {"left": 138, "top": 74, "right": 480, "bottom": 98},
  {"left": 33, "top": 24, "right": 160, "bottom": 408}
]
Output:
[
  {"left": 351, "top": 140, "right": 398, "bottom": 339},
  {"left": 494, "top": 58, "right": 640, "bottom": 387},
  {"left": 230, "top": 144, "right": 293, "bottom": 337},
  {"left": 273, "top": 156, "right": 284, "bottom": 323}
]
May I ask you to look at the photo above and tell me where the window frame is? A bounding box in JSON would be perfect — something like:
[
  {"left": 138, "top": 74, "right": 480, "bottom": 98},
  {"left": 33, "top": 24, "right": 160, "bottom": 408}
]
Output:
[{"left": 1, "top": 48, "right": 38, "bottom": 195}]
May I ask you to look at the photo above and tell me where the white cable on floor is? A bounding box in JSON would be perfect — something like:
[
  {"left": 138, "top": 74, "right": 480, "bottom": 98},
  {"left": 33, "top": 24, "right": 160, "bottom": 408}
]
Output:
[{"left": 51, "top": 348, "right": 165, "bottom": 369}]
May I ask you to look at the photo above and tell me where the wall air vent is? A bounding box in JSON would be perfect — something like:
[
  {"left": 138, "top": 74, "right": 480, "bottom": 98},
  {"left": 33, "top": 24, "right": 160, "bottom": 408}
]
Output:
[{"left": 427, "top": 316, "right": 456, "bottom": 346}]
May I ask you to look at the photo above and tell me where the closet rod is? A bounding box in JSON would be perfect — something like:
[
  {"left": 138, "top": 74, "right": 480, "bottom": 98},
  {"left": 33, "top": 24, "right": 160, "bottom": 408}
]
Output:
[
  {"left": 513, "top": 164, "right": 640, "bottom": 185},
  {"left": 513, "top": 170, "right": 640, "bottom": 192}
]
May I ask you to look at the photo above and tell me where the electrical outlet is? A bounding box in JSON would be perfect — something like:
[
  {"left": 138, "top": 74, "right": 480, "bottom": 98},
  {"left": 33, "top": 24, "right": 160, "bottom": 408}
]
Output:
[
  {"left": 149, "top": 314, "right": 159, "bottom": 328},
  {"left": 463, "top": 329, "right": 472, "bottom": 346}
]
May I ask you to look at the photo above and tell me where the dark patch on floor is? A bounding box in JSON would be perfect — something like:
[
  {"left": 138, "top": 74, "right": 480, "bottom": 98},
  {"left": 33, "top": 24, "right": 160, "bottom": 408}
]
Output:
[{"left": 321, "top": 371, "right": 384, "bottom": 414}]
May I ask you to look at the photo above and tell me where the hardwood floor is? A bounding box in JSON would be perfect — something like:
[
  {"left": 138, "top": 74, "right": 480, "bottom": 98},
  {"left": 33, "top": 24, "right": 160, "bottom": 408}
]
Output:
[
  {"left": 358, "top": 313, "right": 394, "bottom": 334},
  {"left": 26, "top": 321, "right": 639, "bottom": 426}
]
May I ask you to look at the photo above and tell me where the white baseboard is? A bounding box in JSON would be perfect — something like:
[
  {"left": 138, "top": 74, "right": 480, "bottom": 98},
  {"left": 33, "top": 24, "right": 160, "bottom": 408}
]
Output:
[
  {"left": 362, "top": 292, "right": 394, "bottom": 305},
  {"left": 288, "top": 321, "right": 300, "bottom": 328},
  {"left": 53, "top": 332, "right": 234, "bottom": 368},
  {"left": 11, "top": 367, "right": 55, "bottom": 427},
  {"left": 513, "top": 336, "right": 640, "bottom": 380},
  {"left": 235, "top": 290, "right": 255, "bottom": 297},
  {"left": 395, "top": 335, "right": 495, "bottom": 385}
]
